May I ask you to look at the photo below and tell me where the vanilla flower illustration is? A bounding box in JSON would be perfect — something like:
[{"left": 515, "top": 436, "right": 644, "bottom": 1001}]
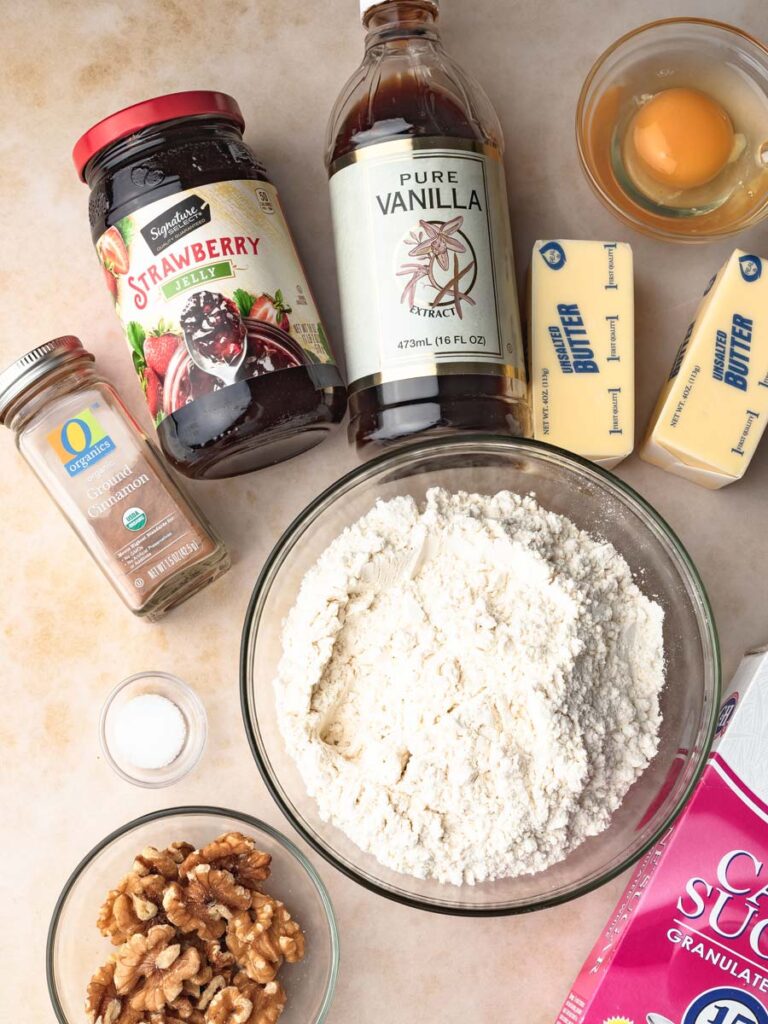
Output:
[
  {"left": 408, "top": 217, "right": 466, "bottom": 271},
  {"left": 397, "top": 262, "right": 430, "bottom": 307}
]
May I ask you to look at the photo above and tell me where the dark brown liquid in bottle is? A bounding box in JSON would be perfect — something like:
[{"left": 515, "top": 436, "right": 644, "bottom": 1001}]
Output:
[{"left": 330, "top": 24, "right": 529, "bottom": 451}]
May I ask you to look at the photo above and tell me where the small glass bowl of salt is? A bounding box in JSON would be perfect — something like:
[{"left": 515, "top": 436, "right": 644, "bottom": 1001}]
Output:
[{"left": 99, "top": 672, "right": 207, "bottom": 787}]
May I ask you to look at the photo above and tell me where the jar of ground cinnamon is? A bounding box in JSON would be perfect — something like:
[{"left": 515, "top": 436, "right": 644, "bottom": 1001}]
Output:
[{"left": 0, "top": 337, "right": 229, "bottom": 619}]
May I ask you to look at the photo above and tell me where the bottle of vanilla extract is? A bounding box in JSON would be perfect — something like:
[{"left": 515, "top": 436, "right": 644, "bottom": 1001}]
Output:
[{"left": 326, "top": 0, "right": 530, "bottom": 450}]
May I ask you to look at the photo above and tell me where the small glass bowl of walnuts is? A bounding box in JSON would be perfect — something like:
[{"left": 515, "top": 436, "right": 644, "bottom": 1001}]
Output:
[{"left": 46, "top": 807, "right": 339, "bottom": 1024}]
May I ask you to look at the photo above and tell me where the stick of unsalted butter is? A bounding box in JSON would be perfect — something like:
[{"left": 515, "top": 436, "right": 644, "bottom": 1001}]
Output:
[
  {"left": 530, "top": 240, "right": 634, "bottom": 469},
  {"left": 641, "top": 249, "right": 768, "bottom": 489}
]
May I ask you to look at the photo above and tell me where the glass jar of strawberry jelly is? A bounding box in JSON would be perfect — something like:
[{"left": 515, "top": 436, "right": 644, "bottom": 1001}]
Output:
[{"left": 74, "top": 91, "right": 346, "bottom": 479}]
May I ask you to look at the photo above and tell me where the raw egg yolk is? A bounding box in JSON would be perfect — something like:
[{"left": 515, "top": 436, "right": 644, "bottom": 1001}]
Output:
[{"left": 631, "top": 88, "right": 734, "bottom": 190}]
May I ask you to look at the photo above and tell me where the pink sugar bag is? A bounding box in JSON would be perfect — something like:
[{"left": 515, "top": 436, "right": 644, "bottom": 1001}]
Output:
[{"left": 557, "top": 644, "right": 768, "bottom": 1024}]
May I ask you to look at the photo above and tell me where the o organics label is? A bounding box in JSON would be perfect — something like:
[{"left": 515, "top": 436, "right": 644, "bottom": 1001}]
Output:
[
  {"left": 96, "top": 179, "right": 335, "bottom": 426},
  {"left": 47, "top": 405, "right": 115, "bottom": 477}
]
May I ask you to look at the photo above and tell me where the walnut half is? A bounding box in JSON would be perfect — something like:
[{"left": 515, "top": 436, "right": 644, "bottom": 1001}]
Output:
[
  {"left": 225, "top": 898, "right": 305, "bottom": 986},
  {"left": 180, "top": 833, "right": 272, "bottom": 892},
  {"left": 114, "top": 924, "right": 201, "bottom": 1013},
  {"left": 86, "top": 959, "right": 122, "bottom": 1024},
  {"left": 205, "top": 986, "right": 253, "bottom": 1024},
  {"left": 232, "top": 972, "right": 286, "bottom": 1024},
  {"left": 205, "top": 982, "right": 285, "bottom": 1024},
  {"left": 133, "top": 843, "right": 195, "bottom": 881},
  {"left": 98, "top": 872, "right": 169, "bottom": 946},
  {"left": 164, "top": 866, "right": 251, "bottom": 941},
  {"left": 225, "top": 912, "right": 280, "bottom": 986}
]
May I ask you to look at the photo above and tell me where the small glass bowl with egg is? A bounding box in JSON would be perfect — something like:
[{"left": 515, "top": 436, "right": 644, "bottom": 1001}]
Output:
[{"left": 576, "top": 18, "right": 768, "bottom": 241}]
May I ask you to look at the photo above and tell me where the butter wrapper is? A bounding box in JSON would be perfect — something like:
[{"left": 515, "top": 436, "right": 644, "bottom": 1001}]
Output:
[
  {"left": 641, "top": 249, "right": 768, "bottom": 489},
  {"left": 530, "top": 239, "right": 634, "bottom": 469}
]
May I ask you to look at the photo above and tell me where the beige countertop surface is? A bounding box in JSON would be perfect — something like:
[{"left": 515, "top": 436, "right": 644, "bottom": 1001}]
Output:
[{"left": 2, "top": 1, "right": 768, "bottom": 1021}]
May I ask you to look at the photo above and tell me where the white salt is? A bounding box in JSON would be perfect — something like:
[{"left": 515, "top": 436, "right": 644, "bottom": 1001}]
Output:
[{"left": 113, "top": 693, "right": 187, "bottom": 770}]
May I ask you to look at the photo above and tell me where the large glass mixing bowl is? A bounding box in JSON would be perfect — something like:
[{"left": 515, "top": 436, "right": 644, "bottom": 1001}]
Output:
[{"left": 241, "top": 437, "right": 720, "bottom": 914}]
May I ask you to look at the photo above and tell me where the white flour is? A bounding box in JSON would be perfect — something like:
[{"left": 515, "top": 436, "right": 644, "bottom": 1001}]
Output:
[{"left": 275, "top": 488, "right": 665, "bottom": 885}]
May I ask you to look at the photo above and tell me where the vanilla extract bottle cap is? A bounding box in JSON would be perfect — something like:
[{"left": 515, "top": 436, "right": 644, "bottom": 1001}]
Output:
[{"left": 360, "top": 0, "right": 439, "bottom": 19}]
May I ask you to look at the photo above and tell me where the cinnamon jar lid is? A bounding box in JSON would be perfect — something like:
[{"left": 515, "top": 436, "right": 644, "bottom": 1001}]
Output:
[
  {"left": 0, "top": 336, "right": 94, "bottom": 425},
  {"left": 72, "top": 90, "right": 245, "bottom": 180}
]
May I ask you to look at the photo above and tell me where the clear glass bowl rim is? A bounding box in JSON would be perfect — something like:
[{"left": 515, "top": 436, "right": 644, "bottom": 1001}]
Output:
[
  {"left": 239, "top": 434, "right": 721, "bottom": 916},
  {"left": 45, "top": 805, "right": 340, "bottom": 1022},
  {"left": 575, "top": 16, "right": 768, "bottom": 242},
  {"left": 98, "top": 671, "right": 208, "bottom": 788}
]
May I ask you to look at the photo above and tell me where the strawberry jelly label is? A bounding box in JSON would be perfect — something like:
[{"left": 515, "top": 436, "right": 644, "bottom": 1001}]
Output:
[
  {"left": 329, "top": 138, "right": 527, "bottom": 394},
  {"left": 95, "top": 180, "right": 335, "bottom": 425},
  {"left": 556, "top": 647, "right": 768, "bottom": 1024}
]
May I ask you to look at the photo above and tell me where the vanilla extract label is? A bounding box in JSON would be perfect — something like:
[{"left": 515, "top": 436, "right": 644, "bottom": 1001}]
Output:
[
  {"left": 329, "top": 139, "right": 526, "bottom": 390},
  {"left": 374, "top": 176, "right": 483, "bottom": 216}
]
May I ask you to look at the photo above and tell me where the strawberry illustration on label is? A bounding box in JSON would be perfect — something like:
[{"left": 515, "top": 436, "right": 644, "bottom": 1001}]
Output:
[
  {"left": 103, "top": 266, "right": 118, "bottom": 304},
  {"left": 126, "top": 320, "right": 186, "bottom": 422},
  {"left": 235, "top": 288, "right": 292, "bottom": 334},
  {"left": 144, "top": 326, "right": 182, "bottom": 377},
  {"left": 142, "top": 365, "right": 163, "bottom": 418},
  {"left": 97, "top": 225, "right": 129, "bottom": 276}
]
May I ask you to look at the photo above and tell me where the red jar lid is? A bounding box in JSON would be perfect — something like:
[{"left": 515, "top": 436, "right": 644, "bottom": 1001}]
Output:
[{"left": 73, "top": 90, "right": 245, "bottom": 180}]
